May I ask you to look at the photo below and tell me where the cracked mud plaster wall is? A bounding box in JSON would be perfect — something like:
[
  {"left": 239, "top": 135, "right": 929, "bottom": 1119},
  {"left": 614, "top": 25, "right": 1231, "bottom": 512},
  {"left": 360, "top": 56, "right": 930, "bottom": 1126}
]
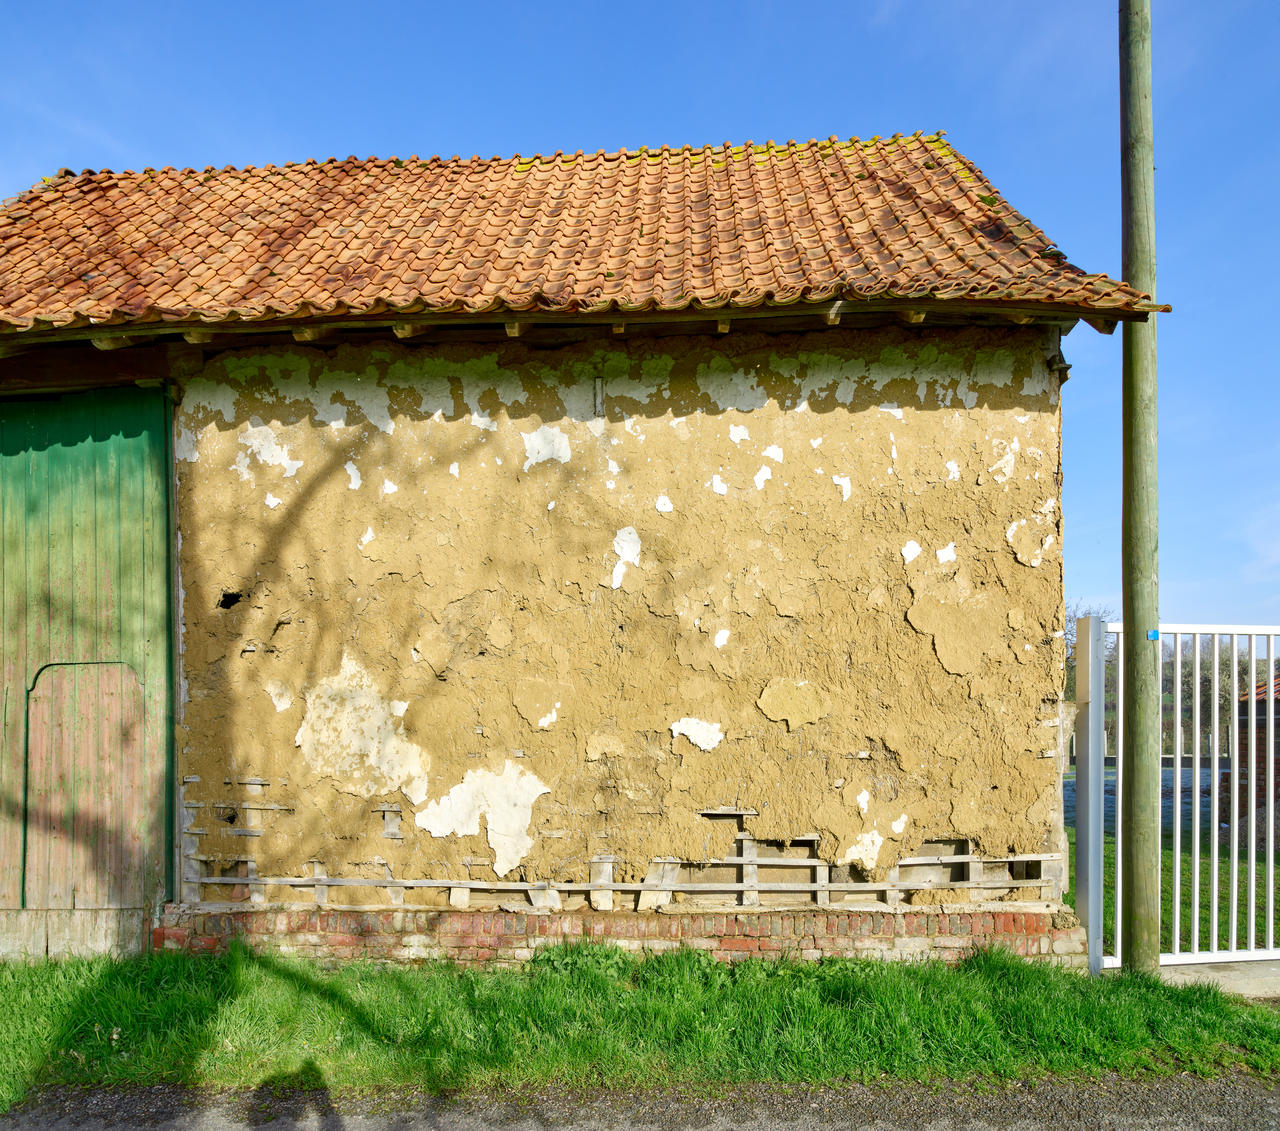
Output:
[{"left": 173, "top": 324, "right": 1069, "bottom": 905}]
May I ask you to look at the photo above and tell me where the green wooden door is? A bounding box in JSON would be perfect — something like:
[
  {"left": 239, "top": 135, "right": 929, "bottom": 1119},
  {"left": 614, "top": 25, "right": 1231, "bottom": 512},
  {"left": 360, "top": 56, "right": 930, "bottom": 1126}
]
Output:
[{"left": 0, "top": 387, "right": 171, "bottom": 953}]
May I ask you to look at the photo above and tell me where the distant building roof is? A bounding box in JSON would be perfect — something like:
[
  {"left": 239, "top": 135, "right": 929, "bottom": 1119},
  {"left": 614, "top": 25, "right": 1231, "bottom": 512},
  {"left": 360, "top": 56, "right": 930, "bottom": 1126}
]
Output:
[
  {"left": 0, "top": 132, "right": 1164, "bottom": 340},
  {"left": 1242, "top": 673, "right": 1280, "bottom": 704}
]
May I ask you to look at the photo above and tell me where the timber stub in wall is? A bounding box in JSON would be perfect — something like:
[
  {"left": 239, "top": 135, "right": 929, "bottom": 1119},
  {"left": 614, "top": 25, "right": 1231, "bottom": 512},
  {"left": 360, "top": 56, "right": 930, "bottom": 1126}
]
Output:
[{"left": 172, "top": 324, "right": 1069, "bottom": 910}]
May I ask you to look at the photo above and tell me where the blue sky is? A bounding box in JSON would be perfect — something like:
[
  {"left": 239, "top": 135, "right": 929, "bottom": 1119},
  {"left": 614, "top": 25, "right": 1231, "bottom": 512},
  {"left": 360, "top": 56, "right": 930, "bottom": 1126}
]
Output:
[{"left": 3, "top": 1, "right": 1277, "bottom": 625}]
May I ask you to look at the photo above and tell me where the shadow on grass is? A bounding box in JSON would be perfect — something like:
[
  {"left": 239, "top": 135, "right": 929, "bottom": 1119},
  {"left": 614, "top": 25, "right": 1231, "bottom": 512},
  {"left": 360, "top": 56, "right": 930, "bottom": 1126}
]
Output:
[
  {"left": 240, "top": 1057, "right": 342, "bottom": 1129},
  {"left": 1, "top": 947, "right": 238, "bottom": 1113}
]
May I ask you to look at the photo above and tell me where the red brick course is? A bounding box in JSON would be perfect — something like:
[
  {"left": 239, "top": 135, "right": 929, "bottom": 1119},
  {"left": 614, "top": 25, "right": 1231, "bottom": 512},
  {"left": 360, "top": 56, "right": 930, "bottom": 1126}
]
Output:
[{"left": 153, "top": 905, "right": 1085, "bottom": 967}]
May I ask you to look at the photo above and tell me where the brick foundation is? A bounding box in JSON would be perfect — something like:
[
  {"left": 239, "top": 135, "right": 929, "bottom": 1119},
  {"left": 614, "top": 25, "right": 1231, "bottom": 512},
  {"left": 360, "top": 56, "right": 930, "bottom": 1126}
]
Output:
[{"left": 154, "top": 904, "right": 1087, "bottom": 967}]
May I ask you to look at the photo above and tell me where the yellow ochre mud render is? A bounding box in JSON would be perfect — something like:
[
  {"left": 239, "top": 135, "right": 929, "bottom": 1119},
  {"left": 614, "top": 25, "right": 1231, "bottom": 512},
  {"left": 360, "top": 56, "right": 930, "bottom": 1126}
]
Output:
[{"left": 173, "top": 325, "right": 1069, "bottom": 909}]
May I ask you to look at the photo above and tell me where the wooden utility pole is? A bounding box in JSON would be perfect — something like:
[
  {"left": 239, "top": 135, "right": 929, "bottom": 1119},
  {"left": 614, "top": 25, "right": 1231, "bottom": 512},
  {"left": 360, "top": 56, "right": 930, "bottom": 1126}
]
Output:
[{"left": 1120, "top": 0, "right": 1161, "bottom": 973}]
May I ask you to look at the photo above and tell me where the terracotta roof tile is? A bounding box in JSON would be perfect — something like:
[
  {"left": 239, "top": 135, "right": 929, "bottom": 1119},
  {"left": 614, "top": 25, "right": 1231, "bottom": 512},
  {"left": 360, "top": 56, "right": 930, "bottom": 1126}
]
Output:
[{"left": 0, "top": 133, "right": 1162, "bottom": 335}]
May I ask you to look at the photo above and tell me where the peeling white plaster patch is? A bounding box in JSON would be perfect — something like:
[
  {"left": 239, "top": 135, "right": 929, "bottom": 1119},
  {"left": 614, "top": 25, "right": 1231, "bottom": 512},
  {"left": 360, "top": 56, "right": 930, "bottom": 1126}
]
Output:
[
  {"left": 670, "top": 717, "right": 723, "bottom": 750},
  {"left": 448, "top": 462, "right": 459, "bottom": 478},
  {"left": 382, "top": 479, "right": 398, "bottom": 495},
  {"left": 936, "top": 542, "right": 957, "bottom": 564},
  {"left": 415, "top": 761, "right": 550, "bottom": 877},
  {"left": 832, "top": 475, "right": 851, "bottom": 502},
  {"left": 764, "top": 444, "right": 784, "bottom": 463},
  {"left": 265, "top": 493, "right": 281, "bottom": 509},
  {"left": 856, "top": 789, "right": 870, "bottom": 813},
  {"left": 711, "top": 475, "right": 728, "bottom": 496},
  {"left": 344, "top": 461, "right": 362, "bottom": 489},
  {"left": 811, "top": 437, "right": 823, "bottom": 449},
  {"left": 391, "top": 701, "right": 408, "bottom": 718},
  {"left": 988, "top": 437, "right": 1020, "bottom": 483},
  {"left": 538, "top": 702, "right": 561, "bottom": 728},
  {"left": 294, "top": 654, "right": 430, "bottom": 805},
  {"left": 655, "top": 495, "right": 674, "bottom": 513},
  {"left": 611, "top": 526, "right": 641, "bottom": 589},
  {"left": 1038, "top": 498, "right": 1057, "bottom": 514},
  {"left": 840, "top": 828, "right": 885, "bottom": 872},
  {"left": 607, "top": 459, "right": 620, "bottom": 474},
  {"left": 946, "top": 460, "right": 960, "bottom": 481},
  {"left": 175, "top": 428, "right": 199, "bottom": 463},
  {"left": 879, "top": 402, "right": 904, "bottom": 420},
  {"left": 264, "top": 680, "right": 292, "bottom": 712},
  {"left": 183, "top": 378, "right": 237, "bottom": 422},
  {"left": 606, "top": 480, "right": 616, "bottom": 490},
  {"left": 521, "top": 425, "right": 571, "bottom": 471},
  {"left": 698, "top": 361, "right": 767, "bottom": 412},
  {"left": 547, "top": 500, "right": 556, "bottom": 511},
  {"left": 901, "top": 540, "right": 922, "bottom": 564},
  {"left": 753, "top": 465, "right": 772, "bottom": 490},
  {"left": 714, "top": 629, "right": 731, "bottom": 649},
  {"left": 891, "top": 813, "right": 909, "bottom": 835},
  {"left": 239, "top": 424, "right": 303, "bottom": 477},
  {"left": 470, "top": 409, "right": 498, "bottom": 432},
  {"left": 342, "top": 380, "right": 394, "bottom": 434},
  {"left": 1022, "top": 366, "right": 1055, "bottom": 399},
  {"left": 359, "top": 527, "right": 375, "bottom": 547}
]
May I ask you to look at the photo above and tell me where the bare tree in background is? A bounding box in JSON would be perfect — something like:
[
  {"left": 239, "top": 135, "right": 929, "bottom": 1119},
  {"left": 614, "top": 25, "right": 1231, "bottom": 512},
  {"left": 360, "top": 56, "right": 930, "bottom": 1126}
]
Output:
[{"left": 1065, "top": 599, "right": 1118, "bottom": 702}]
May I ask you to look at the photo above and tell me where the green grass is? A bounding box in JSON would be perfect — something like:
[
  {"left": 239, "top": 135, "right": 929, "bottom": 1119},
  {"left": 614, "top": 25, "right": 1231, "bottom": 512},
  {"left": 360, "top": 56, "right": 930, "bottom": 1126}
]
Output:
[
  {"left": 1063, "top": 821, "right": 1280, "bottom": 955},
  {"left": 3, "top": 942, "right": 1280, "bottom": 1112}
]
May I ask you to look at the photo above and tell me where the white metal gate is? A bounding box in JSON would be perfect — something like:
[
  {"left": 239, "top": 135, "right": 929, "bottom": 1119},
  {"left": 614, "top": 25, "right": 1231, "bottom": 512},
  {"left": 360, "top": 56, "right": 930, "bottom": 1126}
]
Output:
[{"left": 1075, "top": 618, "right": 1280, "bottom": 972}]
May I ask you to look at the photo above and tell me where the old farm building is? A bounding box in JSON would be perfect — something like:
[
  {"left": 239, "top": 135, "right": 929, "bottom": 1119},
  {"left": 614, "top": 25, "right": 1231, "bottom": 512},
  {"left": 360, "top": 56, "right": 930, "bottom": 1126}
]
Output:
[{"left": 0, "top": 133, "right": 1161, "bottom": 961}]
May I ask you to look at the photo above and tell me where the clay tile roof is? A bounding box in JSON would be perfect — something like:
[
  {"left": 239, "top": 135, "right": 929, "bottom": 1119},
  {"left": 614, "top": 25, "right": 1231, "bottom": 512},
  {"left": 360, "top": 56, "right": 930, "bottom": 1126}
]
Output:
[{"left": 0, "top": 132, "right": 1164, "bottom": 336}]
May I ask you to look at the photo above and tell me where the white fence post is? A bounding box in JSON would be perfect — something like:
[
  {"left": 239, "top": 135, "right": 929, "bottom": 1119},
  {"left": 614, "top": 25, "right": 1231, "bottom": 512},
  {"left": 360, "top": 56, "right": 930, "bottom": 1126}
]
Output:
[{"left": 1076, "top": 615, "right": 1106, "bottom": 975}]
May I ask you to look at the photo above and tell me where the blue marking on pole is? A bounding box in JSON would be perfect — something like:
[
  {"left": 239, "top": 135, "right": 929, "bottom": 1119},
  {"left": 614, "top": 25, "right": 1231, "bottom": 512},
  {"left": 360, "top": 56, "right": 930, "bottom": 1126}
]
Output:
[{"left": 1146, "top": 629, "right": 1159, "bottom": 640}]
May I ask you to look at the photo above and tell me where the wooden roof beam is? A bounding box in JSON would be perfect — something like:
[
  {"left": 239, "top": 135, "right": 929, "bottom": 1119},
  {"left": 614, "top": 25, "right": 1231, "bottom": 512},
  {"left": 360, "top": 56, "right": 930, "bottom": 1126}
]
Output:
[
  {"left": 92, "top": 334, "right": 145, "bottom": 351},
  {"left": 292, "top": 326, "right": 334, "bottom": 343},
  {"left": 392, "top": 322, "right": 431, "bottom": 341}
]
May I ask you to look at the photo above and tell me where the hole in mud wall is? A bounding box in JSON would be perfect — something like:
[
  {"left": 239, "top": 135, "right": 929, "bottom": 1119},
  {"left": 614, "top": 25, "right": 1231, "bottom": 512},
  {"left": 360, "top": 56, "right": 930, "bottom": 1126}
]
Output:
[
  {"left": 218, "top": 590, "right": 244, "bottom": 609},
  {"left": 219, "top": 860, "right": 249, "bottom": 902},
  {"left": 1009, "top": 859, "right": 1043, "bottom": 883}
]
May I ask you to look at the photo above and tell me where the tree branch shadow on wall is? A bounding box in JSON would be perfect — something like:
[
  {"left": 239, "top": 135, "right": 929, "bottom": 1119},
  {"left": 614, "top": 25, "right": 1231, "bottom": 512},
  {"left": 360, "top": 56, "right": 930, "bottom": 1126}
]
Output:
[{"left": 178, "top": 324, "right": 1059, "bottom": 911}]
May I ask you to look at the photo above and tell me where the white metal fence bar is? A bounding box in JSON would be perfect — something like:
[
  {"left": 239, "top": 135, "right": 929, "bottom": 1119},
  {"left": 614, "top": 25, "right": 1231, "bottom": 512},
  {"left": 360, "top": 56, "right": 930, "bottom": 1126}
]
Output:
[
  {"left": 1249, "top": 635, "right": 1258, "bottom": 949},
  {"left": 1113, "top": 621, "right": 1125, "bottom": 962},
  {"left": 1172, "top": 631, "right": 1181, "bottom": 953},
  {"left": 1076, "top": 616, "right": 1106, "bottom": 974},
  {"left": 1075, "top": 619, "right": 1280, "bottom": 971},
  {"left": 1211, "top": 632, "right": 1221, "bottom": 952},
  {"left": 1269, "top": 634, "right": 1276, "bottom": 952},
  {"left": 1191, "top": 634, "right": 1201, "bottom": 953},
  {"left": 1230, "top": 632, "right": 1239, "bottom": 952}
]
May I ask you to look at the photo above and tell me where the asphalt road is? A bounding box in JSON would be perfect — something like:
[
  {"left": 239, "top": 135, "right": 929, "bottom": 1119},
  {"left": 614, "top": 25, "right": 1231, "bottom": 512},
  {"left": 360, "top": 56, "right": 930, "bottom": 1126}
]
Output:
[{"left": 2, "top": 1076, "right": 1278, "bottom": 1130}]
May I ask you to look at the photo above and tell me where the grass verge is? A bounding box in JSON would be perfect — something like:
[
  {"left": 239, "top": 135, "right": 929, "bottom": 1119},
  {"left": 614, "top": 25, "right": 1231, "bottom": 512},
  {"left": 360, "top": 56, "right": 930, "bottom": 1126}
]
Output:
[{"left": 3, "top": 942, "right": 1279, "bottom": 1111}]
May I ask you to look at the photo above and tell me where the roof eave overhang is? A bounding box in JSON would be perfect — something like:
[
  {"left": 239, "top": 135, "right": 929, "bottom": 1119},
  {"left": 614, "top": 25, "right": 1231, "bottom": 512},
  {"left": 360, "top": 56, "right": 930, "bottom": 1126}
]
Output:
[{"left": 0, "top": 297, "right": 1161, "bottom": 360}]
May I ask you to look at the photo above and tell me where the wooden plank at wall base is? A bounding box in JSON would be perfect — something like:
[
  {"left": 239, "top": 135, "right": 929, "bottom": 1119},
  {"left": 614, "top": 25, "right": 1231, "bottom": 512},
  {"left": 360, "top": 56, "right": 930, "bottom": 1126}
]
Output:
[{"left": 0, "top": 909, "right": 147, "bottom": 959}]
